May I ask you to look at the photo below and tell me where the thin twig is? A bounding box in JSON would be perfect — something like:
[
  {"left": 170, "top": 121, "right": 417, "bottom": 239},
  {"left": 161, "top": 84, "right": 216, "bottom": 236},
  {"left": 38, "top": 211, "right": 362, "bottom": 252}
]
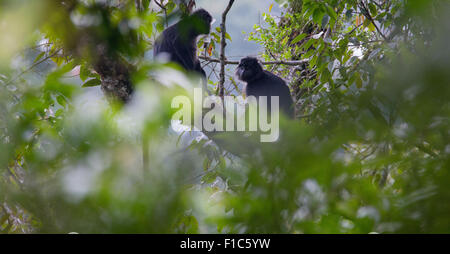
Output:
[
  {"left": 345, "top": 23, "right": 364, "bottom": 37},
  {"left": 154, "top": 0, "right": 168, "bottom": 27},
  {"left": 359, "top": 0, "right": 388, "bottom": 41},
  {"left": 4, "top": 49, "right": 61, "bottom": 87}
]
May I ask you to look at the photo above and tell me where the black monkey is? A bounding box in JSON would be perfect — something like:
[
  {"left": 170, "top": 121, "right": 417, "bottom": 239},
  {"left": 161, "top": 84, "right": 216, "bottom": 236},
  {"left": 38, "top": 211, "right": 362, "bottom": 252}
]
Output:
[
  {"left": 236, "top": 57, "right": 295, "bottom": 118},
  {"left": 153, "top": 9, "right": 212, "bottom": 78}
]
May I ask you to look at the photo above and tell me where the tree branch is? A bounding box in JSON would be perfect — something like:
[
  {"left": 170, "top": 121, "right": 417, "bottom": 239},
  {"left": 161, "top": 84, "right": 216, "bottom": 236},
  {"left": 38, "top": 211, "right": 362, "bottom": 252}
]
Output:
[
  {"left": 218, "top": 0, "right": 235, "bottom": 98},
  {"left": 200, "top": 56, "right": 309, "bottom": 66}
]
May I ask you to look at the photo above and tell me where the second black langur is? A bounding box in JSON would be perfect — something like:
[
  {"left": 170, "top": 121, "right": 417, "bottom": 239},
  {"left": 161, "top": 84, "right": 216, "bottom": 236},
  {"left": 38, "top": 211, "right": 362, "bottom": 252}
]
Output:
[
  {"left": 236, "top": 57, "right": 295, "bottom": 118},
  {"left": 153, "top": 9, "right": 212, "bottom": 78}
]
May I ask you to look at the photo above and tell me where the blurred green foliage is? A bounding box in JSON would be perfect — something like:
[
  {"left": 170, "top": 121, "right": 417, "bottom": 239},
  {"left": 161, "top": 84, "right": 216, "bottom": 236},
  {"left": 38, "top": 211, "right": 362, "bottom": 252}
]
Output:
[{"left": 0, "top": 0, "right": 449, "bottom": 233}]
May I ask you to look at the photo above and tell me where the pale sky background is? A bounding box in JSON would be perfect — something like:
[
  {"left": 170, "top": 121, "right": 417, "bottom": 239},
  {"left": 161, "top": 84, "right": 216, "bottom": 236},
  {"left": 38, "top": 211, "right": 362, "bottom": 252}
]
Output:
[{"left": 196, "top": 0, "right": 282, "bottom": 60}]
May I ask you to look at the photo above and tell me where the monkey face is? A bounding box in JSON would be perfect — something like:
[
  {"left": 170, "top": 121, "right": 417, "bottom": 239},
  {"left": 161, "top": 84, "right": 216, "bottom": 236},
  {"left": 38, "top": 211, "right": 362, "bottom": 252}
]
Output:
[{"left": 236, "top": 57, "right": 263, "bottom": 82}]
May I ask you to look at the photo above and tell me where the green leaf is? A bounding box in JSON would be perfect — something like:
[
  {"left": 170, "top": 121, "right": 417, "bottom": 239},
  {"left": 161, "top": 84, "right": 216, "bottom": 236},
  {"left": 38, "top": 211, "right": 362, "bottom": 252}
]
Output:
[
  {"left": 202, "top": 171, "right": 218, "bottom": 184},
  {"left": 291, "top": 33, "right": 307, "bottom": 45},
  {"left": 142, "top": 0, "right": 151, "bottom": 11},
  {"left": 52, "top": 56, "right": 64, "bottom": 67},
  {"left": 79, "top": 64, "right": 90, "bottom": 82},
  {"left": 352, "top": 72, "right": 362, "bottom": 88},
  {"left": 33, "top": 51, "right": 45, "bottom": 64},
  {"left": 313, "top": 7, "right": 325, "bottom": 25},
  {"left": 363, "top": 18, "right": 371, "bottom": 28},
  {"left": 82, "top": 79, "right": 101, "bottom": 87},
  {"left": 369, "top": 3, "right": 378, "bottom": 17},
  {"left": 281, "top": 36, "right": 289, "bottom": 46},
  {"left": 56, "top": 95, "right": 67, "bottom": 107},
  {"left": 356, "top": 76, "right": 363, "bottom": 88},
  {"left": 203, "top": 158, "right": 210, "bottom": 171},
  {"left": 321, "top": 68, "right": 331, "bottom": 83},
  {"left": 225, "top": 33, "right": 232, "bottom": 41},
  {"left": 326, "top": 5, "right": 337, "bottom": 21},
  {"left": 156, "top": 23, "right": 164, "bottom": 33}
]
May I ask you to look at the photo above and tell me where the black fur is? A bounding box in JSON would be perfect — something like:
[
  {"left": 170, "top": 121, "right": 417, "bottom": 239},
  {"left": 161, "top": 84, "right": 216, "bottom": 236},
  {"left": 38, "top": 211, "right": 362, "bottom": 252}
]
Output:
[
  {"left": 236, "top": 57, "right": 294, "bottom": 118},
  {"left": 153, "top": 9, "right": 212, "bottom": 77}
]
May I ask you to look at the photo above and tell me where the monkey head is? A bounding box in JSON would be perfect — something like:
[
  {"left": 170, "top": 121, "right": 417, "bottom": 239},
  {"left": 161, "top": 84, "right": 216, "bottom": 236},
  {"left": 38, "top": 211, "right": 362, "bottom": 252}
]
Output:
[
  {"left": 236, "top": 57, "right": 264, "bottom": 83},
  {"left": 190, "top": 9, "right": 213, "bottom": 35}
]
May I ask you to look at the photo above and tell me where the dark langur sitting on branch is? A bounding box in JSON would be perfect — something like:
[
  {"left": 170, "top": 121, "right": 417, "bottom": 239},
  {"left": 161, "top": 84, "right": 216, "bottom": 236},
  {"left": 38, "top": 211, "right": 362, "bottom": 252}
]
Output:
[
  {"left": 236, "top": 57, "right": 295, "bottom": 118},
  {"left": 153, "top": 9, "right": 212, "bottom": 79}
]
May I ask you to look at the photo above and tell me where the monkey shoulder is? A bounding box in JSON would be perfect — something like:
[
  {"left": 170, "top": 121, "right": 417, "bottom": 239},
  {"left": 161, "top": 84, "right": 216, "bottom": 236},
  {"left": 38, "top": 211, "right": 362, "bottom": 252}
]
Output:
[
  {"left": 154, "top": 25, "right": 182, "bottom": 49},
  {"left": 263, "top": 71, "right": 287, "bottom": 86}
]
